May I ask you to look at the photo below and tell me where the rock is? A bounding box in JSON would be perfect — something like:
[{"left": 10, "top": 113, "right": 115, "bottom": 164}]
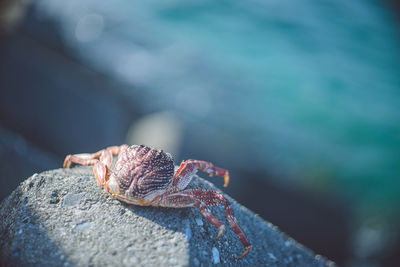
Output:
[{"left": 0, "top": 167, "right": 335, "bottom": 266}]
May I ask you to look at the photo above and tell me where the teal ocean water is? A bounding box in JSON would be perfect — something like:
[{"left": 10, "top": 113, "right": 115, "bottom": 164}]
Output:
[{"left": 38, "top": 0, "right": 400, "bottom": 224}]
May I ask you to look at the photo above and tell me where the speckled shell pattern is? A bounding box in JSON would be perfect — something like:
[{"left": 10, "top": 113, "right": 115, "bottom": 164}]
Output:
[{"left": 111, "top": 145, "right": 175, "bottom": 198}]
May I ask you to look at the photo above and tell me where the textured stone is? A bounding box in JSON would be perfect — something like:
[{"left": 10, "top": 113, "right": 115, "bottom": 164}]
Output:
[{"left": 0, "top": 167, "right": 335, "bottom": 266}]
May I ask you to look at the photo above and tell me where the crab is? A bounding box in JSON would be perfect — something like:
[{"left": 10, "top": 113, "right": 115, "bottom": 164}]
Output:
[{"left": 63, "top": 144, "right": 252, "bottom": 259}]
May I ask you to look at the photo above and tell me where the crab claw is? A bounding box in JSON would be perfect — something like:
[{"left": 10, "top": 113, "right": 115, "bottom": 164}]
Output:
[
  {"left": 63, "top": 155, "right": 71, "bottom": 168},
  {"left": 238, "top": 245, "right": 252, "bottom": 260},
  {"left": 223, "top": 173, "right": 230, "bottom": 187},
  {"left": 214, "top": 167, "right": 230, "bottom": 187},
  {"left": 216, "top": 225, "right": 225, "bottom": 240}
]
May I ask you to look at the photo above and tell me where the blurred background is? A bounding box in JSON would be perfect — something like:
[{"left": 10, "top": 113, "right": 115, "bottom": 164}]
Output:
[{"left": 1, "top": 0, "right": 400, "bottom": 266}]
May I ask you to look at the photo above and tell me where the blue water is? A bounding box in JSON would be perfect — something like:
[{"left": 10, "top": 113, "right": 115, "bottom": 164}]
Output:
[{"left": 37, "top": 0, "right": 400, "bottom": 222}]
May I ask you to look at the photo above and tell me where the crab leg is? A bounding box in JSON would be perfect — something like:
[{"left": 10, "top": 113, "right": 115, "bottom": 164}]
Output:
[
  {"left": 160, "top": 190, "right": 252, "bottom": 259},
  {"left": 159, "top": 193, "right": 226, "bottom": 239},
  {"left": 172, "top": 160, "right": 230, "bottom": 191},
  {"left": 63, "top": 146, "right": 122, "bottom": 168},
  {"left": 63, "top": 145, "right": 126, "bottom": 189},
  {"left": 184, "top": 189, "right": 252, "bottom": 259},
  {"left": 62, "top": 152, "right": 101, "bottom": 168}
]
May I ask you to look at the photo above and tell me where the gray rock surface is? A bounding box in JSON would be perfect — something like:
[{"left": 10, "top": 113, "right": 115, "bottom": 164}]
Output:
[{"left": 0, "top": 167, "right": 335, "bottom": 266}]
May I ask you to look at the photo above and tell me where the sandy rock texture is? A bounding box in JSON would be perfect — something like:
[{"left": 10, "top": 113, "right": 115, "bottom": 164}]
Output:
[{"left": 0, "top": 167, "right": 335, "bottom": 266}]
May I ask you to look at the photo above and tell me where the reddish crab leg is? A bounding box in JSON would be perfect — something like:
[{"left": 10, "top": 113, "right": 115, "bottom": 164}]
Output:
[
  {"left": 160, "top": 189, "right": 252, "bottom": 260},
  {"left": 63, "top": 145, "right": 126, "bottom": 189},
  {"left": 63, "top": 153, "right": 101, "bottom": 168},
  {"left": 173, "top": 160, "right": 230, "bottom": 190},
  {"left": 159, "top": 193, "right": 226, "bottom": 239},
  {"left": 183, "top": 189, "right": 252, "bottom": 259},
  {"left": 63, "top": 146, "right": 122, "bottom": 168}
]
